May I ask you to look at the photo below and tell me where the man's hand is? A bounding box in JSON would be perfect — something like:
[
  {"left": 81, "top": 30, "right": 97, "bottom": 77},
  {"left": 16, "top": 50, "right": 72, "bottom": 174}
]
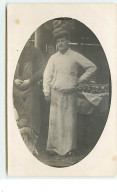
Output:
[
  {"left": 77, "top": 78, "right": 83, "bottom": 85},
  {"left": 21, "top": 79, "right": 30, "bottom": 89},
  {"left": 14, "top": 79, "right": 23, "bottom": 87},
  {"left": 45, "top": 95, "right": 51, "bottom": 102}
]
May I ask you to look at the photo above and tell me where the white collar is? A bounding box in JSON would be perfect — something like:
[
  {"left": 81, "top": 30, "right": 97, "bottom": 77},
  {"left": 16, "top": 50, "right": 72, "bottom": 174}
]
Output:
[{"left": 58, "top": 48, "right": 71, "bottom": 55}]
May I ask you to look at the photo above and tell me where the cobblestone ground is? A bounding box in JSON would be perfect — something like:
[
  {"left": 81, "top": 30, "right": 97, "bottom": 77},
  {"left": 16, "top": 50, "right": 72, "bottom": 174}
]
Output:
[{"left": 34, "top": 131, "right": 93, "bottom": 168}]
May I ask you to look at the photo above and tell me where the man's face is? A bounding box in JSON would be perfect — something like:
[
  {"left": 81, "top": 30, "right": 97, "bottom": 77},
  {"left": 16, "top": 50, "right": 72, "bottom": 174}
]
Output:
[{"left": 56, "top": 37, "right": 69, "bottom": 53}]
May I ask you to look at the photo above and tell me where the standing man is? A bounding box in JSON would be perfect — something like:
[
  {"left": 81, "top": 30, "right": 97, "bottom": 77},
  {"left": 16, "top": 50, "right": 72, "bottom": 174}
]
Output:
[{"left": 43, "top": 32, "right": 97, "bottom": 156}]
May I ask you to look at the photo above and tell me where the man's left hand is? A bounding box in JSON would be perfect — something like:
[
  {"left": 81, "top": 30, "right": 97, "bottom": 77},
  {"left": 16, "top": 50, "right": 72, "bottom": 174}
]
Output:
[{"left": 77, "top": 78, "right": 83, "bottom": 85}]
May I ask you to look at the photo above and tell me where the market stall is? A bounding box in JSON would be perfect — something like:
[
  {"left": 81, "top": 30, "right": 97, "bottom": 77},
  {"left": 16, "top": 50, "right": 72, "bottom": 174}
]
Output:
[{"left": 76, "top": 83, "right": 110, "bottom": 148}]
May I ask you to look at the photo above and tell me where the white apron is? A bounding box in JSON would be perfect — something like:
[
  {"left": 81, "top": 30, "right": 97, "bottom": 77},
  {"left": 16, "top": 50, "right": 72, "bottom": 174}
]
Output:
[{"left": 46, "top": 89, "right": 78, "bottom": 156}]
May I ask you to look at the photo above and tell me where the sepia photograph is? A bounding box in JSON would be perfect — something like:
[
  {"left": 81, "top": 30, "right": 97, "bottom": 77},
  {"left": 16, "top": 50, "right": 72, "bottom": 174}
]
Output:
[{"left": 12, "top": 17, "right": 111, "bottom": 168}]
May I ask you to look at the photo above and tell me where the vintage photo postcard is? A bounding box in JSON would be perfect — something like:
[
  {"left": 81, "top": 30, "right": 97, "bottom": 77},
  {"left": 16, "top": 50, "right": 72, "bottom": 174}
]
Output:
[{"left": 7, "top": 4, "right": 117, "bottom": 176}]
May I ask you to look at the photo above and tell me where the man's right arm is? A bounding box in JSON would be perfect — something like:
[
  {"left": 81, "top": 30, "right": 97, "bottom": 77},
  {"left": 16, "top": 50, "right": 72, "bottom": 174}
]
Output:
[{"left": 43, "top": 55, "right": 54, "bottom": 98}]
